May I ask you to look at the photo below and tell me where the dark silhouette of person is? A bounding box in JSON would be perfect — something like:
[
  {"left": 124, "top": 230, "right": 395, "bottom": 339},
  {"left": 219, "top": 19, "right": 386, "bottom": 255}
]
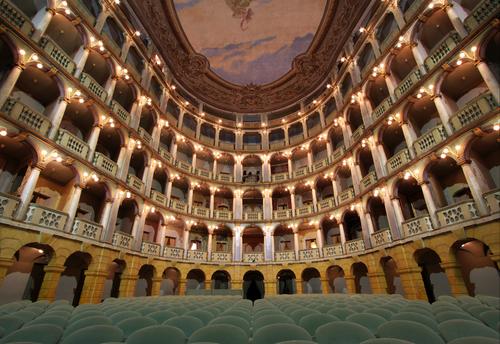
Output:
[{"left": 247, "top": 279, "right": 261, "bottom": 303}]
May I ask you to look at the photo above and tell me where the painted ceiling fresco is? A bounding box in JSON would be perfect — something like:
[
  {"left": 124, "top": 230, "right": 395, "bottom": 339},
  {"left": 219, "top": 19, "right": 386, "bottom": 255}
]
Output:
[{"left": 174, "top": 0, "right": 327, "bottom": 86}]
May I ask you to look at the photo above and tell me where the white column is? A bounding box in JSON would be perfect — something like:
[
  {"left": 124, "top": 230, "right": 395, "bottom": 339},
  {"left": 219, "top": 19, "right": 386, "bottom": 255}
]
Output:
[
  {"left": 212, "top": 159, "right": 218, "bottom": 177},
  {"left": 375, "top": 143, "right": 388, "bottom": 177},
  {"left": 432, "top": 95, "right": 454, "bottom": 135},
  {"left": 32, "top": 7, "right": 54, "bottom": 42},
  {"left": 103, "top": 195, "right": 123, "bottom": 242},
  {"left": 262, "top": 159, "right": 271, "bottom": 182},
  {"left": 0, "top": 65, "right": 23, "bottom": 108},
  {"left": 63, "top": 184, "right": 82, "bottom": 232},
  {"left": 382, "top": 192, "right": 402, "bottom": 239},
  {"left": 99, "top": 200, "right": 113, "bottom": 230},
  {"left": 445, "top": 4, "right": 468, "bottom": 38},
  {"left": 401, "top": 123, "right": 418, "bottom": 159},
  {"left": 460, "top": 161, "right": 489, "bottom": 216},
  {"left": 48, "top": 98, "right": 69, "bottom": 140},
  {"left": 349, "top": 162, "right": 361, "bottom": 195},
  {"left": 287, "top": 158, "right": 293, "bottom": 178},
  {"left": 132, "top": 209, "right": 148, "bottom": 250},
  {"left": 284, "top": 127, "right": 290, "bottom": 145},
  {"left": 477, "top": 61, "right": 500, "bottom": 103},
  {"left": 158, "top": 224, "right": 167, "bottom": 247},
  {"left": 170, "top": 142, "right": 177, "bottom": 160},
  {"left": 207, "top": 231, "right": 213, "bottom": 258},
  {"left": 234, "top": 159, "right": 243, "bottom": 182},
  {"left": 183, "top": 228, "right": 190, "bottom": 258},
  {"left": 364, "top": 212, "right": 376, "bottom": 235},
  {"left": 209, "top": 190, "right": 215, "bottom": 217},
  {"left": 104, "top": 77, "right": 117, "bottom": 104},
  {"left": 420, "top": 181, "right": 440, "bottom": 228},
  {"left": 120, "top": 35, "right": 132, "bottom": 60},
  {"left": 195, "top": 120, "right": 202, "bottom": 139},
  {"left": 265, "top": 232, "right": 272, "bottom": 261},
  {"left": 326, "top": 141, "right": 333, "bottom": 157},
  {"left": 187, "top": 186, "right": 194, "bottom": 213},
  {"left": 74, "top": 46, "right": 90, "bottom": 78},
  {"left": 86, "top": 125, "right": 102, "bottom": 161},
  {"left": 15, "top": 165, "right": 42, "bottom": 220},
  {"left": 411, "top": 43, "right": 428, "bottom": 75},
  {"left": 331, "top": 180, "right": 339, "bottom": 205},
  {"left": 214, "top": 127, "right": 220, "bottom": 147},
  {"left": 177, "top": 110, "right": 185, "bottom": 129},
  {"left": 307, "top": 151, "right": 313, "bottom": 171},
  {"left": 233, "top": 193, "right": 242, "bottom": 220},
  {"left": 151, "top": 126, "right": 161, "bottom": 151},
  {"left": 311, "top": 188, "right": 318, "bottom": 211},
  {"left": 234, "top": 230, "right": 242, "bottom": 261},
  {"left": 391, "top": 197, "right": 406, "bottom": 236},
  {"left": 338, "top": 223, "right": 346, "bottom": 245},
  {"left": 293, "top": 231, "right": 300, "bottom": 258},
  {"left": 117, "top": 146, "right": 132, "bottom": 180},
  {"left": 160, "top": 92, "right": 169, "bottom": 112},
  {"left": 301, "top": 120, "right": 308, "bottom": 138},
  {"left": 94, "top": 9, "right": 108, "bottom": 32},
  {"left": 165, "top": 179, "right": 173, "bottom": 203},
  {"left": 191, "top": 152, "right": 197, "bottom": 169},
  {"left": 316, "top": 228, "right": 324, "bottom": 257},
  {"left": 290, "top": 191, "right": 296, "bottom": 214},
  {"left": 263, "top": 191, "right": 272, "bottom": 220},
  {"left": 144, "top": 164, "right": 155, "bottom": 196}
]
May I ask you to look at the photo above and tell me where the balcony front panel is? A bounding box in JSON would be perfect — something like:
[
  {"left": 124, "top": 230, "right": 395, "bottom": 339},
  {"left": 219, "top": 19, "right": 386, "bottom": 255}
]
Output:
[
  {"left": 72, "top": 218, "right": 102, "bottom": 241},
  {"left": 141, "top": 241, "right": 161, "bottom": 256},
  {"left": 150, "top": 189, "right": 167, "bottom": 206},
  {"left": 424, "top": 31, "right": 460, "bottom": 71},
  {"left": 0, "top": 192, "right": 19, "bottom": 220},
  {"left": 289, "top": 134, "right": 304, "bottom": 145},
  {"left": 450, "top": 92, "right": 497, "bottom": 132},
  {"left": 394, "top": 68, "right": 423, "bottom": 99},
  {"left": 101, "top": 34, "right": 121, "bottom": 57},
  {"left": 110, "top": 100, "right": 130, "bottom": 125},
  {"left": 344, "top": 238, "right": 365, "bottom": 254},
  {"left": 192, "top": 206, "right": 209, "bottom": 218},
  {"left": 242, "top": 252, "right": 264, "bottom": 263},
  {"left": 56, "top": 129, "right": 90, "bottom": 159},
  {"left": 361, "top": 171, "right": 378, "bottom": 191},
  {"left": 93, "top": 152, "right": 118, "bottom": 176},
  {"left": 138, "top": 127, "right": 153, "bottom": 145},
  {"left": 317, "top": 198, "right": 335, "bottom": 211},
  {"left": 214, "top": 209, "right": 232, "bottom": 220},
  {"left": 273, "top": 209, "right": 292, "bottom": 220},
  {"left": 370, "top": 228, "right": 392, "bottom": 247},
  {"left": 293, "top": 166, "right": 309, "bottom": 178},
  {"left": 403, "top": 0, "right": 421, "bottom": 21},
  {"left": 270, "top": 141, "right": 285, "bottom": 149},
  {"left": 299, "top": 248, "right": 320, "bottom": 260},
  {"left": 112, "top": 231, "right": 133, "bottom": 250},
  {"left": 484, "top": 188, "right": 500, "bottom": 214},
  {"left": 170, "top": 199, "right": 187, "bottom": 213},
  {"left": 313, "top": 157, "right": 329, "bottom": 171},
  {"left": 323, "top": 244, "right": 343, "bottom": 258},
  {"left": 126, "top": 174, "right": 144, "bottom": 193},
  {"left": 211, "top": 251, "right": 232, "bottom": 262},
  {"left": 25, "top": 204, "right": 67, "bottom": 231},
  {"left": 437, "top": 200, "right": 479, "bottom": 227},
  {"left": 0, "top": 0, "right": 34, "bottom": 36},
  {"left": 243, "top": 211, "right": 263, "bottom": 221},
  {"left": 2, "top": 97, "right": 51, "bottom": 136},
  {"left": 338, "top": 187, "right": 355, "bottom": 204},
  {"left": 386, "top": 148, "right": 411, "bottom": 174},
  {"left": 187, "top": 250, "right": 208, "bottom": 261},
  {"left": 308, "top": 125, "right": 322, "bottom": 137},
  {"left": 158, "top": 146, "right": 173, "bottom": 163},
  {"left": 39, "top": 36, "right": 76, "bottom": 74},
  {"left": 402, "top": 215, "right": 433, "bottom": 238},
  {"left": 217, "top": 173, "right": 233, "bottom": 182},
  {"left": 372, "top": 97, "right": 394, "bottom": 121},
  {"left": 332, "top": 145, "right": 346, "bottom": 161},
  {"left": 351, "top": 125, "right": 365, "bottom": 143},
  {"left": 274, "top": 250, "right": 296, "bottom": 262},
  {"left": 195, "top": 168, "right": 211, "bottom": 179},
  {"left": 413, "top": 125, "right": 447, "bottom": 157},
  {"left": 79, "top": 73, "right": 107, "bottom": 102},
  {"left": 219, "top": 141, "right": 235, "bottom": 150},
  {"left": 175, "top": 160, "right": 192, "bottom": 173},
  {"left": 272, "top": 172, "right": 289, "bottom": 182},
  {"left": 295, "top": 204, "right": 314, "bottom": 217},
  {"left": 163, "top": 246, "right": 184, "bottom": 259},
  {"left": 464, "top": 0, "right": 500, "bottom": 32},
  {"left": 243, "top": 143, "right": 261, "bottom": 151}
]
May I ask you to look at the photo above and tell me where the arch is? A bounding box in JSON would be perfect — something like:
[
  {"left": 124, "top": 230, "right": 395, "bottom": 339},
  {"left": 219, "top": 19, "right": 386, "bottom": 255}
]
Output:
[
  {"left": 301, "top": 267, "right": 322, "bottom": 294},
  {"left": 273, "top": 224, "right": 294, "bottom": 252},
  {"left": 277, "top": 269, "right": 296, "bottom": 295},
  {"left": 135, "top": 264, "right": 155, "bottom": 297},
  {"left": 102, "top": 258, "right": 126, "bottom": 300},
  {"left": 78, "top": 180, "right": 111, "bottom": 223},
  {"left": 351, "top": 262, "right": 372, "bottom": 294},
  {"left": 125, "top": 45, "right": 144, "bottom": 76},
  {"left": 115, "top": 198, "right": 138, "bottom": 234},
  {"left": 243, "top": 270, "right": 264, "bottom": 301},
  {"left": 113, "top": 78, "right": 137, "bottom": 112},
  {"left": 326, "top": 265, "right": 346, "bottom": 293},
  {"left": 102, "top": 16, "right": 125, "bottom": 48},
  {"left": 451, "top": 238, "right": 500, "bottom": 297},
  {"left": 44, "top": 11, "right": 86, "bottom": 58},
  {"left": 380, "top": 256, "right": 405, "bottom": 295},
  {"left": 211, "top": 270, "right": 231, "bottom": 290},
  {"left": 0, "top": 243, "right": 54, "bottom": 304},
  {"left": 366, "top": 196, "right": 389, "bottom": 232},
  {"left": 321, "top": 217, "right": 341, "bottom": 246},
  {"left": 414, "top": 248, "right": 452, "bottom": 302},
  {"left": 55, "top": 251, "right": 92, "bottom": 306},
  {"left": 342, "top": 210, "right": 363, "bottom": 241},
  {"left": 389, "top": 43, "right": 417, "bottom": 84},
  {"left": 186, "top": 268, "right": 206, "bottom": 290},
  {"left": 161, "top": 267, "right": 181, "bottom": 295},
  {"left": 463, "top": 130, "right": 500, "bottom": 191},
  {"left": 242, "top": 225, "right": 264, "bottom": 254}
]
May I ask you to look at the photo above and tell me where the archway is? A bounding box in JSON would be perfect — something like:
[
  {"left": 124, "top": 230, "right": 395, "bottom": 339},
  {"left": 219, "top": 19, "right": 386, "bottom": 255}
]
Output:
[
  {"left": 135, "top": 264, "right": 155, "bottom": 296},
  {"left": 380, "top": 256, "right": 405, "bottom": 295},
  {"left": 326, "top": 265, "right": 346, "bottom": 294},
  {"left": 161, "top": 267, "right": 181, "bottom": 295},
  {"left": 451, "top": 239, "right": 500, "bottom": 297},
  {"left": 0, "top": 243, "right": 54, "bottom": 304},
  {"left": 186, "top": 269, "right": 206, "bottom": 290},
  {"left": 301, "top": 268, "right": 322, "bottom": 294},
  {"left": 243, "top": 270, "right": 264, "bottom": 301},
  {"left": 352, "top": 262, "right": 372, "bottom": 294},
  {"left": 211, "top": 270, "right": 231, "bottom": 290},
  {"left": 55, "top": 251, "right": 92, "bottom": 306},
  {"left": 277, "top": 269, "right": 296, "bottom": 295},
  {"left": 102, "top": 259, "right": 126, "bottom": 300},
  {"left": 414, "top": 248, "right": 452, "bottom": 302}
]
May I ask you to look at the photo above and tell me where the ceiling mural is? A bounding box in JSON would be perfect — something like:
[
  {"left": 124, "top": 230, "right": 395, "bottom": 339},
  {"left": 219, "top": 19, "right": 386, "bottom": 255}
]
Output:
[{"left": 173, "top": 0, "right": 327, "bottom": 85}]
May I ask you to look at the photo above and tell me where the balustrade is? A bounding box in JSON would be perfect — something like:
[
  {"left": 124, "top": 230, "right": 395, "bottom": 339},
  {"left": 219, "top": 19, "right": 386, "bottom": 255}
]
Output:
[
  {"left": 163, "top": 246, "right": 184, "bottom": 259},
  {"left": 243, "top": 211, "right": 263, "bottom": 221},
  {"left": 211, "top": 251, "right": 232, "bottom": 262},
  {"left": 332, "top": 145, "right": 346, "bottom": 161},
  {"left": 295, "top": 204, "right": 314, "bottom": 216},
  {"left": 298, "top": 248, "right": 320, "bottom": 260},
  {"left": 323, "top": 243, "right": 343, "bottom": 258},
  {"left": 141, "top": 241, "right": 161, "bottom": 256},
  {"left": 338, "top": 187, "right": 355, "bottom": 204},
  {"left": 39, "top": 36, "right": 75, "bottom": 74},
  {"left": 273, "top": 209, "right": 292, "bottom": 220},
  {"left": 370, "top": 228, "right": 392, "bottom": 247},
  {"left": 293, "top": 166, "right": 309, "bottom": 178},
  {"left": 56, "top": 129, "right": 89, "bottom": 159},
  {"left": 413, "top": 125, "right": 447, "bottom": 156},
  {"left": 271, "top": 172, "right": 289, "bottom": 182},
  {"left": 192, "top": 206, "right": 209, "bottom": 218},
  {"left": 2, "top": 97, "right": 51, "bottom": 136},
  {"left": 484, "top": 188, "right": 500, "bottom": 214},
  {"left": 93, "top": 152, "right": 118, "bottom": 176},
  {"left": 394, "top": 68, "right": 423, "bottom": 99},
  {"left": 351, "top": 125, "right": 365, "bottom": 143},
  {"left": 372, "top": 97, "right": 394, "bottom": 120},
  {"left": 450, "top": 92, "right": 497, "bottom": 131},
  {"left": 344, "top": 238, "right": 365, "bottom": 254},
  {"left": 213, "top": 209, "right": 233, "bottom": 220},
  {"left": 137, "top": 127, "right": 152, "bottom": 145},
  {"left": 169, "top": 199, "right": 187, "bottom": 213},
  {"left": 274, "top": 250, "right": 296, "bottom": 262},
  {"left": 361, "top": 171, "right": 378, "bottom": 191},
  {"left": 464, "top": 0, "right": 500, "bottom": 32},
  {"left": 24, "top": 204, "right": 68, "bottom": 231},
  {"left": 175, "top": 159, "right": 192, "bottom": 173},
  {"left": 437, "top": 200, "right": 479, "bottom": 227},
  {"left": 110, "top": 100, "right": 130, "bottom": 124},
  {"left": 402, "top": 215, "right": 433, "bottom": 238},
  {"left": 0, "top": 0, "right": 34, "bottom": 36},
  {"left": 386, "top": 148, "right": 411, "bottom": 174},
  {"left": 0, "top": 192, "right": 19, "bottom": 220},
  {"left": 126, "top": 173, "right": 144, "bottom": 193},
  {"left": 79, "top": 73, "right": 107, "bottom": 102},
  {"left": 112, "top": 231, "right": 133, "bottom": 249},
  {"left": 150, "top": 189, "right": 167, "bottom": 206},
  {"left": 242, "top": 252, "right": 264, "bottom": 263},
  {"left": 72, "top": 218, "right": 102, "bottom": 241},
  {"left": 317, "top": 198, "right": 335, "bottom": 211},
  {"left": 424, "top": 31, "right": 461, "bottom": 71}
]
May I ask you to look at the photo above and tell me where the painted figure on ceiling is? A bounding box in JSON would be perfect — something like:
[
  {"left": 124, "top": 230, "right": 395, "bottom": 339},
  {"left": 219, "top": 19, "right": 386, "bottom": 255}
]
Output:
[{"left": 225, "top": 0, "right": 254, "bottom": 30}]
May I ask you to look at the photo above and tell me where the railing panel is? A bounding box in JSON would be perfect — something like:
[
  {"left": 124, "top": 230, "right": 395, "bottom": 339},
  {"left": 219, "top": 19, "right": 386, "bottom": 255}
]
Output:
[
  {"left": 394, "top": 68, "right": 422, "bottom": 99},
  {"left": 386, "top": 148, "right": 411, "bottom": 174},
  {"left": 150, "top": 189, "right": 167, "bottom": 206},
  {"left": 72, "top": 218, "right": 102, "bottom": 241},
  {"left": 272, "top": 172, "right": 289, "bottom": 182},
  {"left": 450, "top": 92, "right": 497, "bottom": 131},
  {"left": 214, "top": 210, "right": 232, "bottom": 220},
  {"left": 2, "top": 97, "right": 51, "bottom": 136},
  {"left": 437, "top": 200, "right": 479, "bottom": 226},
  {"left": 170, "top": 199, "right": 187, "bottom": 213},
  {"left": 274, "top": 251, "right": 296, "bottom": 262},
  {"left": 323, "top": 244, "right": 343, "bottom": 258},
  {"left": 110, "top": 100, "right": 130, "bottom": 124},
  {"left": 402, "top": 215, "right": 433, "bottom": 238},
  {"left": 338, "top": 187, "right": 355, "bottom": 204},
  {"left": 424, "top": 31, "right": 460, "bottom": 71},
  {"left": 464, "top": 0, "right": 500, "bottom": 32},
  {"left": 126, "top": 174, "right": 144, "bottom": 193},
  {"left": 0, "top": 0, "right": 34, "bottom": 36},
  {"left": 243, "top": 211, "right": 263, "bottom": 221},
  {"left": 163, "top": 246, "right": 184, "bottom": 259},
  {"left": 25, "top": 204, "right": 68, "bottom": 231},
  {"left": 273, "top": 209, "right": 292, "bottom": 220},
  {"left": 242, "top": 252, "right": 264, "bottom": 263},
  {"left": 112, "top": 231, "right": 133, "bottom": 249},
  {"left": 39, "top": 36, "right": 76, "bottom": 74},
  {"left": 413, "top": 125, "right": 447, "bottom": 156},
  {"left": 79, "top": 73, "right": 107, "bottom": 102},
  {"left": 93, "top": 152, "right": 118, "bottom": 176},
  {"left": 56, "top": 129, "right": 89, "bottom": 159},
  {"left": 361, "top": 171, "right": 377, "bottom": 191},
  {"left": 484, "top": 188, "right": 500, "bottom": 214},
  {"left": 0, "top": 192, "right": 19, "bottom": 220},
  {"left": 211, "top": 252, "right": 232, "bottom": 262},
  {"left": 192, "top": 206, "right": 209, "bottom": 218},
  {"left": 298, "top": 248, "right": 320, "bottom": 260},
  {"left": 344, "top": 238, "right": 365, "bottom": 254},
  {"left": 370, "top": 228, "right": 392, "bottom": 247}
]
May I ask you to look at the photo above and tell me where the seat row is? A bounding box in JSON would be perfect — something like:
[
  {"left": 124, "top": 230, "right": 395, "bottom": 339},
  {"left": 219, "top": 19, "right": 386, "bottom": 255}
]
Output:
[{"left": 0, "top": 294, "right": 498, "bottom": 344}]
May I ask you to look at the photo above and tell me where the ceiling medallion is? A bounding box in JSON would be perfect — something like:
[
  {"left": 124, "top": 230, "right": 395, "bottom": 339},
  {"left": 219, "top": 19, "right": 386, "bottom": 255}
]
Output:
[{"left": 129, "top": 0, "right": 369, "bottom": 113}]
